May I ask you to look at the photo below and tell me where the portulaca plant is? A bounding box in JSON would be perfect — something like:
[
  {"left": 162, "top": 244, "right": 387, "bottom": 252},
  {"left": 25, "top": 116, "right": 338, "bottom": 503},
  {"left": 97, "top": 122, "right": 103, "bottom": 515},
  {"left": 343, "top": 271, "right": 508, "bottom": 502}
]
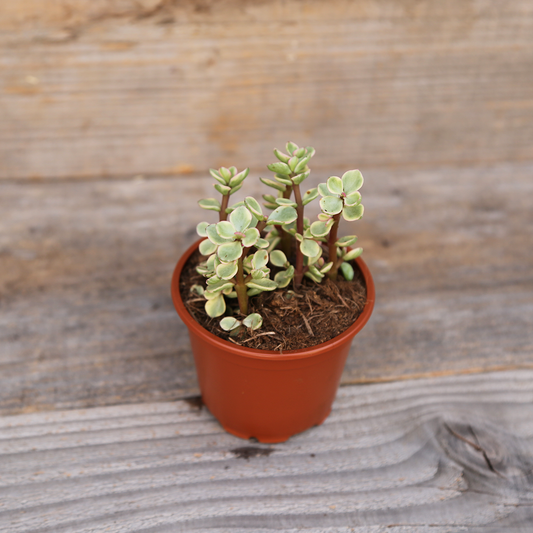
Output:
[{"left": 192, "top": 142, "right": 364, "bottom": 335}]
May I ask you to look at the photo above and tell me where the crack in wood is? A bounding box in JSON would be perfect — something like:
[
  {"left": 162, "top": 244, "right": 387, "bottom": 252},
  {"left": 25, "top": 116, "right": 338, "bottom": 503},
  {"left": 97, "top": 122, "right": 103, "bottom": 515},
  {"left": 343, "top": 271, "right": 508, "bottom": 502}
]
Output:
[{"left": 444, "top": 422, "right": 507, "bottom": 480}]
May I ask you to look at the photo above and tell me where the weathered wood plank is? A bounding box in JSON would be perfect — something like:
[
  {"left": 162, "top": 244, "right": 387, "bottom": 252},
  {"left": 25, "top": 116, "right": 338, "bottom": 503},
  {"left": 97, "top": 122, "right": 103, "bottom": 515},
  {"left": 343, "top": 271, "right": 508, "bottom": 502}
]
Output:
[
  {"left": 0, "top": 162, "right": 532, "bottom": 415},
  {"left": 1, "top": 0, "right": 533, "bottom": 179},
  {"left": 1, "top": 370, "right": 532, "bottom": 531}
]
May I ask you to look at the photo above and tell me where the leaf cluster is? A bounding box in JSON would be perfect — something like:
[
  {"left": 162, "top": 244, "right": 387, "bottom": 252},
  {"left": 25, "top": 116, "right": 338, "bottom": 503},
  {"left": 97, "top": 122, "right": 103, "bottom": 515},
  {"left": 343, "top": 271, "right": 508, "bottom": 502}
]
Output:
[{"left": 194, "top": 142, "right": 365, "bottom": 333}]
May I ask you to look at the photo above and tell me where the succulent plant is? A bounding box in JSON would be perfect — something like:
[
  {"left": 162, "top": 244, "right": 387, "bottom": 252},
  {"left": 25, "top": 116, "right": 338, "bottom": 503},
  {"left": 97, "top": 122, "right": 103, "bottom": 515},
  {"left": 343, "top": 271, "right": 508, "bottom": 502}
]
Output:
[{"left": 194, "top": 142, "right": 364, "bottom": 333}]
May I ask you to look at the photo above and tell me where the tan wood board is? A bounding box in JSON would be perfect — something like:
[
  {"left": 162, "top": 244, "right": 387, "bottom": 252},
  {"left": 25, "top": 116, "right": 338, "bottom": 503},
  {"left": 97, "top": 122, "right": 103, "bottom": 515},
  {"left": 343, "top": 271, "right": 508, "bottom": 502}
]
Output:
[
  {"left": 1, "top": 0, "right": 533, "bottom": 179},
  {"left": 1, "top": 370, "right": 533, "bottom": 531},
  {"left": 1, "top": 162, "right": 532, "bottom": 415}
]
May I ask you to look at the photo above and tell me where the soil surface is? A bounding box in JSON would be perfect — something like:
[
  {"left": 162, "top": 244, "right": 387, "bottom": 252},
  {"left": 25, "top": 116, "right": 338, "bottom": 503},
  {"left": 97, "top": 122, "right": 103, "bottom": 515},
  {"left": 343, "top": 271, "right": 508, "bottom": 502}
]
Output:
[{"left": 179, "top": 249, "right": 367, "bottom": 352}]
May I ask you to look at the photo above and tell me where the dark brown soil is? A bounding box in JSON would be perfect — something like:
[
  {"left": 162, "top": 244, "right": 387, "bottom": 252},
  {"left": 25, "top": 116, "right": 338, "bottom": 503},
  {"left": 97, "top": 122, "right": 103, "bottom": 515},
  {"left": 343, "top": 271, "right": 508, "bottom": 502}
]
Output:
[{"left": 179, "top": 249, "right": 367, "bottom": 352}]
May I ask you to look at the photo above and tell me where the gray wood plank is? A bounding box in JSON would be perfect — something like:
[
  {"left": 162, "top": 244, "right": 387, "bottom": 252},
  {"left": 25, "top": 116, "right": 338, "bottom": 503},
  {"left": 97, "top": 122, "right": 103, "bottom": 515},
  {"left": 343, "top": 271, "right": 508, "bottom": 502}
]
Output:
[
  {"left": 1, "top": 162, "right": 533, "bottom": 415},
  {"left": 1, "top": 0, "right": 533, "bottom": 179},
  {"left": 1, "top": 370, "right": 533, "bottom": 532}
]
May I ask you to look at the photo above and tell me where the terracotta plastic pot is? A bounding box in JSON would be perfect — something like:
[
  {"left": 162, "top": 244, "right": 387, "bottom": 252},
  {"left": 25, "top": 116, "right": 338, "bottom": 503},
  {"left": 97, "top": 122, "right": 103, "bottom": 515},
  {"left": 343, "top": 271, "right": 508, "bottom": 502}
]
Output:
[{"left": 171, "top": 239, "right": 375, "bottom": 443}]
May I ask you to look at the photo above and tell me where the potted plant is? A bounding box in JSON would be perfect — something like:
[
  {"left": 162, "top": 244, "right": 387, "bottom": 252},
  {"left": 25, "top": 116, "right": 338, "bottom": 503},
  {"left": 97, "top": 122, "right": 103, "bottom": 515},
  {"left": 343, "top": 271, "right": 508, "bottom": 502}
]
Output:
[{"left": 171, "top": 142, "right": 375, "bottom": 443}]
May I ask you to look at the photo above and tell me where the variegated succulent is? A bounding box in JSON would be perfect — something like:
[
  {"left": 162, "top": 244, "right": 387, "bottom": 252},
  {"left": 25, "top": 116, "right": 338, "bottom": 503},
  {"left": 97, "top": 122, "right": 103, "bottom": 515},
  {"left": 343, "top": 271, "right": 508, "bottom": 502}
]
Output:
[{"left": 193, "top": 143, "right": 365, "bottom": 334}]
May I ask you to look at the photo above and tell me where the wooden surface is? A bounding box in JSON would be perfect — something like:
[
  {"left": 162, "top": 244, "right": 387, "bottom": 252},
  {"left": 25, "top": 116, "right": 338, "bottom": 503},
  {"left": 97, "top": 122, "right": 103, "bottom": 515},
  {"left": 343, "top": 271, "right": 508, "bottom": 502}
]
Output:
[
  {"left": 1, "top": 370, "right": 533, "bottom": 532},
  {"left": 1, "top": 162, "right": 532, "bottom": 416},
  {"left": 1, "top": 0, "right": 533, "bottom": 179}
]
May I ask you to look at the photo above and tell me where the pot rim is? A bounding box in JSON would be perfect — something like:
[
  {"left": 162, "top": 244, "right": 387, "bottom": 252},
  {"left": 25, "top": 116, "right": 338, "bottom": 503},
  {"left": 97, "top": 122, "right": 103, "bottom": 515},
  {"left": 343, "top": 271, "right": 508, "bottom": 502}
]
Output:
[{"left": 171, "top": 238, "right": 375, "bottom": 361}]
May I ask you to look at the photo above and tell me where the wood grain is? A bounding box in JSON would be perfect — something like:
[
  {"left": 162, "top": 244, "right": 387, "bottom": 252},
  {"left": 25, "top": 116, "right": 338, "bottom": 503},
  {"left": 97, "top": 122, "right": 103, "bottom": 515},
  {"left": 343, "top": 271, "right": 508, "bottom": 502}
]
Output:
[
  {"left": 1, "top": 162, "right": 532, "bottom": 415},
  {"left": 1, "top": 0, "right": 533, "bottom": 179},
  {"left": 1, "top": 370, "right": 532, "bottom": 532}
]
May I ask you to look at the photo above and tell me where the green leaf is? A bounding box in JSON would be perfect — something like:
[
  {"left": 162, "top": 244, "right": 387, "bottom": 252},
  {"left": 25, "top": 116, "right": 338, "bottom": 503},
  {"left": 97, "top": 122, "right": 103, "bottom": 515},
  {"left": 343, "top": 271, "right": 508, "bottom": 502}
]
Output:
[
  {"left": 205, "top": 294, "right": 226, "bottom": 317},
  {"left": 251, "top": 268, "right": 267, "bottom": 280},
  {"left": 267, "top": 205, "right": 298, "bottom": 225},
  {"left": 273, "top": 148, "right": 290, "bottom": 163},
  {"left": 229, "top": 168, "right": 249, "bottom": 187},
  {"left": 320, "top": 261, "right": 333, "bottom": 274},
  {"left": 196, "top": 221, "right": 209, "bottom": 237},
  {"left": 246, "top": 278, "right": 278, "bottom": 291},
  {"left": 269, "top": 250, "right": 288, "bottom": 267},
  {"left": 340, "top": 261, "right": 355, "bottom": 281},
  {"left": 308, "top": 265, "right": 323, "bottom": 279},
  {"left": 244, "top": 197, "right": 264, "bottom": 219},
  {"left": 288, "top": 156, "right": 299, "bottom": 171},
  {"left": 243, "top": 313, "right": 263, "bottom": 330},
  {"left": 216, "top": 221, "right": 236, "bottom": 239},
  {"left": 206, "top": 224, "right": 231, "bottom": 245},
  {"left": 294, "top": 155, "right": 311, "bottom": 173},
  {"left": 310, "top": 219, "right": 333, "bottom": 238},
  {"left": 230, "top": 205, "right": 253, "bottom": 232},
  {"left": 255, "top": 238, "right": 270, "bottom": 249},
  {"left": 219, "top": 167, "right": 232, "bottom": 181},
  {"left": 247, "top": 288, "right": 262, "bottom": 296},
  {"left": 230, "top": 184, "right": 243, "bottom": 195},
  {"left": 252, "top": 249, "right": 269, "bottom": 270},
  {"left": 318, "top": 183, "right": 330, "bottom": 197},
  {"left": 190, "top": 284, "right": 204, "bottom": 295},
  {"left": 205, "top": 279, "right": 233, "bottom": 293},
  {"left": 209, "top": 168, "right": 226, "bottom": 184},
  {"left": 342, "top": 203, "right": 364, "bottom": 221},
  {"left": 264, "top": 203, "right": 278, "bottom": 210},
  {"left": 220, "top": 316, "right": 241, "bottom": 331},
  {"left": 305, "top": 146, "right": 316, "bottom": 158},
  {"left": 260, "top": 177, "right": 286, "bottom": 192},
  {"left": 242, "top": 227, "right": 260, "bottom": 247},
  {"left": 216, "top": 261, "right": 238, "bottom": 280},
  {"left": 214, "top": 183, "right": 231, "bottom": 196},
  {"left": 206, "top": 253, "right": 218, "bottom": 271},
  {"left": 320, "top": 196, "right": 343, "bottom": 215},
  {"left": 342, "top": 247, "right": 363, "bottom": 261},
  {"left": 317, "top": 213, "right": 330, "bottom": 221},
  {"left": 336, "top": 235, "right": 358, "bottom": 247},
  {"left": 274, "top": 265, "right": 294, "bottom": 288},
  {"left": 342, "top": 169, "right": 364, "bottom": 193},
  {"left": 274, "top": 174, "right": 293, "bottom": 186},
  {"left": 294, "top": 147, "right": 306, "bottom": 158},
  {"left": 304, "top": 269, "right": 323, "bottom": 283},
  {"left": 262, "top": 194, "right": 277, "bottom": 204},
  {"left": 344, "top": 191, "right": 361, "bottom": 207},
  {"left": 199, "top": 239, "right": 217, "bottom": 256},
  {"left": 300, "top": 238, "right": 320, "bottom": 257},
  {"left": 286, "top": 141, "right": 299, "bottom": 155},
  {"left": 292, "top": 171, "right": 309, "bottom": 185},
  {"left": 327, "top": 176, "right": 343, "bottom": 195},
  {"left": 198, "top": 198, "right": 221, "bottom": 212},
  {"left": 217, "top": 241, "right": 243, "bottom": 262},
  {"left": 275, "top": 198, "right": 297, "bottom": 207},
  {"left": 301, "top": 188, "right": 318, "bottom": 206},
  {"left": 267, "top": 162, "right": 291, "bottom": 175}
]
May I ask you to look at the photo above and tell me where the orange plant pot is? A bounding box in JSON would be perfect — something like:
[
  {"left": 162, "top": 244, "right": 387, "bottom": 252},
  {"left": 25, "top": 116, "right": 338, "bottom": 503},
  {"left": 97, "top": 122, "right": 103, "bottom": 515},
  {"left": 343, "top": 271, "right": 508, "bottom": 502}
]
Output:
[{"left": 171, "top": 239, "right": 375, "bottom": 443}]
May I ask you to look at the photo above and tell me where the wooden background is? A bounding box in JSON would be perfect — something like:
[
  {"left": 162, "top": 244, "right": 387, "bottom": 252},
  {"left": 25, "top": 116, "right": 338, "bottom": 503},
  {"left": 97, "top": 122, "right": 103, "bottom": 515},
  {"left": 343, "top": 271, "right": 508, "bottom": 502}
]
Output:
[
  {"left": 1, "top": 0, "right": 532, "bottom": 416},
  {"left": 1, "top": 2, "right": 533, "bottom": 530},
  {"left": 1, "top": 0, "right": 532, "bottom": 179}
]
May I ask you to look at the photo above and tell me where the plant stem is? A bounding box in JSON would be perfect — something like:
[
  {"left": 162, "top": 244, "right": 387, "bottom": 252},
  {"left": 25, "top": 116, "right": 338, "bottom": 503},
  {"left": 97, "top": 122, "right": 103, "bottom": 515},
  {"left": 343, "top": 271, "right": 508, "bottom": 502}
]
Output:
[
  {"left": 292, "top": 183, "right": 305, "bottom": 288},
  {"left": 277, "top": 184, "right": 293, "bottom": 257},
  {"left": 219, "top": 194, "right": 229, "bottom": 221},
  {"left": 327, "top": 213, "right": 342, "bottom": 280},
  {"left": 235, "top": 256, "right": 248, "bottom": 315}
]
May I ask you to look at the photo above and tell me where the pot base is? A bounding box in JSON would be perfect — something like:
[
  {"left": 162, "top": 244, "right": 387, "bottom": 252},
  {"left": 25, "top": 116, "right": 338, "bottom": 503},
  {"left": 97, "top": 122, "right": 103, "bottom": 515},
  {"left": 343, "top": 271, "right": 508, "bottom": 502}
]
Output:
[{"left": 218, "top": 408, "right": 332, "bottom": 443}]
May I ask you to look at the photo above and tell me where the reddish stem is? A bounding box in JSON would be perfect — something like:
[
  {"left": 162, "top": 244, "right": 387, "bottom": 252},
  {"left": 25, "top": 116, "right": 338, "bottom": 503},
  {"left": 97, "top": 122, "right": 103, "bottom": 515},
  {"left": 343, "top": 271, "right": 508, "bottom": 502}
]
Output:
[
  {"left": 292, "top": 183, "right": 305, "bottom": 288},
  {"left": 327, "top": 213, "right": 342, "bottom": 280},
  {"left": 234, "top": 256, "right": 248, "bottom": 315},
  {"left": 219, "top": 194, "right": 229, "bottom": 221}
]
